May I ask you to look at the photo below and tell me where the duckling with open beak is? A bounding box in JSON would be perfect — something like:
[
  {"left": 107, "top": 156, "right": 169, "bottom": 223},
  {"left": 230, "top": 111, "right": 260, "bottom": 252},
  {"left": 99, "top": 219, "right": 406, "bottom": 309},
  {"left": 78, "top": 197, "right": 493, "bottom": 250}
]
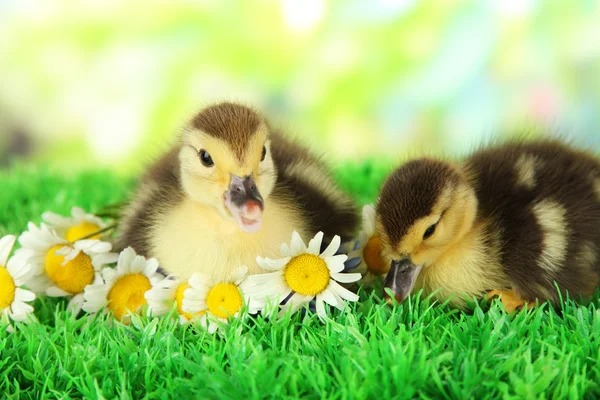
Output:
[
  {"left": 116, "top": 102, "right": 359, "bottom": 282},
  {"left": 224, "top": 174, "right": 264, "bottom": 233}
]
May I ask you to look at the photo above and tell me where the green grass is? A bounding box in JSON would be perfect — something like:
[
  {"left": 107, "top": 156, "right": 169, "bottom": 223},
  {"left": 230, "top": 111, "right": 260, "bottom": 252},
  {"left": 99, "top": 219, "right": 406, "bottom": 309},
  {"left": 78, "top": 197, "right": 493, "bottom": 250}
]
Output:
[{"left": 1, "top": 163, "right": 599, "bottom": 400}]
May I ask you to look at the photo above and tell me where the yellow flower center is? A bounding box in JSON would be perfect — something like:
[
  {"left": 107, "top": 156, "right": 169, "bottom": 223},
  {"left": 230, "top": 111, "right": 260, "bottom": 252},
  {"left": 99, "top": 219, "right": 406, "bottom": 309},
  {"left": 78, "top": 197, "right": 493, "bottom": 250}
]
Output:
[
  {"left": 45, "top": 245, "right": 95, "bottom": 294},
  {"left": 284, "top": 254, "right": 330, "bottom": 296},
  {"left": 0, "top": 267, "right": 16, "bottom": 309},
  {"left": 175, "top": 282, "right": 204, "bottom": 320},
  {"left": 65, "top": 222, "right": 101, "bottom": 242},
  {"left": 107, "top": 274, "right": 152, "bottom": 321},
  {"left": 206, "top": 283, "right": 243, "bottom": 319},
  {"left": 363, "top": 236, "right": 388, "bottom": 275}
]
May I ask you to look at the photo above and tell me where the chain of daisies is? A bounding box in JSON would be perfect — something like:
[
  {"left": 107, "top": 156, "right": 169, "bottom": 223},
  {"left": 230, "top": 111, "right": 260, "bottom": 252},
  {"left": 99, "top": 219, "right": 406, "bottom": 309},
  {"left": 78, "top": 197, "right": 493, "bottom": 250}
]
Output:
[{"left": 0, "top": 205, "right": 385, "bottom": 333}]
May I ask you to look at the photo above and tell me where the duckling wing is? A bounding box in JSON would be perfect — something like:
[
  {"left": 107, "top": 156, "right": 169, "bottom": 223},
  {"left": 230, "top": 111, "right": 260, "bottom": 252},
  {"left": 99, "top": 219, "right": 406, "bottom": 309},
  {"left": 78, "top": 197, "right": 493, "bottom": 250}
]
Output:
[
  {"left": 269, "top": 132, "right": 359, "bottom": 243},
  {"left": 115, "top": 147, "right": 184, "bottom": 256},
  {"left": 466, "top": 140, "right": 600, "bottom": 302}
]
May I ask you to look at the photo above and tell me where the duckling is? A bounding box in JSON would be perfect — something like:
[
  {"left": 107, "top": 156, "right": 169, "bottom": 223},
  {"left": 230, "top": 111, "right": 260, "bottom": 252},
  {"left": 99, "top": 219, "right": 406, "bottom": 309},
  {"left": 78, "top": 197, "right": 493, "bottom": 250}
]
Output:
[
  {"left": 115, "top": 102, "right": 358, "bottom": 282},
  {"left": 376, "top": 140, "right": 600, "bottom": 311}
]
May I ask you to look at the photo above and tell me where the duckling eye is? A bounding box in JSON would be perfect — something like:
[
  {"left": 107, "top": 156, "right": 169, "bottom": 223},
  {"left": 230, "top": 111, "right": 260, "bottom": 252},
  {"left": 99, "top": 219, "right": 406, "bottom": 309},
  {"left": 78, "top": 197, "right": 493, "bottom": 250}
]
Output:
[
  {"left": 199, "top": 150, "right": 214, "bottom": 167},
  {"left": 423, "top": 223, "right": 436, "bottom": 240},
  {"left": 261, "top": 145, "right": 267, "bottom": 162}
]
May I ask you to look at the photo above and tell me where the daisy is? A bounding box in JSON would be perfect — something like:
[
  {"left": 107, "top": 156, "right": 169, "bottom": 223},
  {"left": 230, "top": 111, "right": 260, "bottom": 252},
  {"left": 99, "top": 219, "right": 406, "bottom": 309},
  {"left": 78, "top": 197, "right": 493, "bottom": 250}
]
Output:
[
  {"left": 0, "top": 235, "right": 36, "bottom": 332},
  {"left": 353, "top": 204, "right": 388, "bottom": 284},
  {"left": 243, "top": 231, "right": 361, "bottom": 319},
  {"left": 145, "top": 276, "right": 204, "bottom": 325},
  {"left": 82, "top": 247, "right": 163, "bottom": 323},
  {"left": 182, "top": 266, "right": 253, "bottom": 334},
  {"left": 18, "top": 222, "right": 118, "bottom": 312},
  {"left": 42, "top": 207, "right": 108, "bottom": 242}
]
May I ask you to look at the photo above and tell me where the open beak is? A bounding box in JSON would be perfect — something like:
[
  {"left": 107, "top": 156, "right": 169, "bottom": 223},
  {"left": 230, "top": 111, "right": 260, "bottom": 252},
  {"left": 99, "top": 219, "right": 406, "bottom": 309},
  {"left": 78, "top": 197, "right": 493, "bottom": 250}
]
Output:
[
  {"left": 224, "top": 174, "right": 264, "bottom": 233},
  {"left": 383, "top": 257, "right": 422, "bottom": 305}
]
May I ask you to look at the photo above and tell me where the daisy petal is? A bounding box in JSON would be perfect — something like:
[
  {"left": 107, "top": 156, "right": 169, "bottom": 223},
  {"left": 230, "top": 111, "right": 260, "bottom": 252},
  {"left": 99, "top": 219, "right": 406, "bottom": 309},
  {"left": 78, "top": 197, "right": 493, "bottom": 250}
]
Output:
[
  {"left": 320, "top": 235, "right": 341, "bottom": 258},
  {"left": 358, "top": 231, "right": 369, "bottom": 246},
  {"left": 245, "top": 295, "right": 267, "bottom": 314},
  {"left": 92, "top": 272, "right": 104, "bottom": 285},
  {"left": 67, "top": 294, "right": 85, "bottom": 314},
  {"left": 256, "top": 256, "right": 291, "bottom": 271},
  {"left": 320, "top": 288, "right": 338, "bottom": 308},
  {"left": 87, "top": 241, "right": 113, "bottom": 254},
  {"left": 189, "top": 273, "right": 212, "bottom": 289},
  {"left": 324, "top": 254, "right": 348, "bottom": 273},
  {"left": 183, "top": 287, "right": 209, "bottom": 302},
  {"left": 327, "top": 288, "right": 345, "bottom": 311},
  {"left": 307, "top": 232, "right": 324, "bottom": 255},
  {"left": 207, "top": 320, "right": 219, "bottom": 334},
  {"left": 277, "top": 294, "right": 310, "bottom": 319},
  {"left": 117, "top": 248, "right": 137, "bottom": 273},
  {"left": 0, "top": 235, "right": 16, "bottom": 266},
  {"left": 46, "top": 286, "right": 71, "bottom": 297},
  {"left": 315, "top": 294, "right": 327, "bottom": 319},
  {"left": 329, "top": 281, "right": 359, "bottom": 302},
  {"left": 42, "top": 211, "right": 72, "bottom": 228},
  {"left": 143, "top": 258, "right": 159, "bottom": 276},
  {"left": 182, "top": 298, "right": 207, "bottom": 313},
  {"left": 290, "top": 231, "right": 307, "bottom": 256},
  {"left": 71, "top": 207, "right": 85, "bottom": 218},
  {"left": 130, "top": 255, "right": 148, "bottom": 274},
  {"left": 149, "top": 273, "right": 165, "bottom": 285},
  {"left": 92, "top": 253, "right": 119, "bottom": 269},
  {"left": 331, "top": 272, "right": 362, "bottom": 283},
  {"left": 14, "top": 288, "right": 36, "bottom": 303},
  {"left": 25, "top": 274, "right": 51, "bottom": 294},
  {"left": 74, "top": 240, "right": 98, "bottom": 251},
  {"left": 10, "top": 301, "right": 34, "bottom": 318},
  {"left": 61, "top": 248, "right": 80, "bottom": 263},
  {"left": 231, "top": 265, "right": 249, "bottom": 284},
  {"left": 7, "top": 253, "right": 34, "bottom": 286},
  {"left": 362, "top": 205, "right": 376, "bottom": 236},
  {"left": 101, "top": 268, "right": 117, "bottom": 283},
  {"left": 241, "top": 272, "right": 287, "bottom": 297},
  {"left": 280, "top": 242, "right": 293, "bottom": 257}
]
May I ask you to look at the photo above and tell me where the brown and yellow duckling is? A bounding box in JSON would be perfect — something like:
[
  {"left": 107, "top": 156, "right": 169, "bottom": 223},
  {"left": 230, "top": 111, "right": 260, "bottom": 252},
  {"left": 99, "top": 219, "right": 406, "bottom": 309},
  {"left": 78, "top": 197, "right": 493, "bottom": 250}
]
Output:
[
  {"left": 376, "top": 140, "right": 600, "bottom": 311},
  {"left": 116, "top": 102, "right": 358, "bottom": 282}
]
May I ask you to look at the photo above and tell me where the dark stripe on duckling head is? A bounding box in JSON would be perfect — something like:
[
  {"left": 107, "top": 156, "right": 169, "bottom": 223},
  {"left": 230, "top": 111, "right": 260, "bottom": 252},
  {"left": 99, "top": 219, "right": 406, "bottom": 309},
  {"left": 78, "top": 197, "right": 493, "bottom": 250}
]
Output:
[
  {"left": 191, "top": 102, "right": 262, "bottom": 162},
  {"left": 377, "top": 158, "right": 460, "bottom": 245}
]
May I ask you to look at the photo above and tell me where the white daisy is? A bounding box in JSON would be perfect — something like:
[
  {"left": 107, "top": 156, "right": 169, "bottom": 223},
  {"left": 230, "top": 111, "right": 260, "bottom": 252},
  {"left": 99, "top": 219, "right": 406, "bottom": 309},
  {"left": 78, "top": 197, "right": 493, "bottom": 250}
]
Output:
[
  {"left": 182, "top": 266, "right": 252, "bottom": 334},
  {"left": 243, "top": 231, "right": 361, "bottom": 319},
  {"left": 82, "top": 247, "right": 163, "bottom": 324},
  {"left": 18, "top": 222, "right": 118, "bottom": 312},
  {"left": 352, "top": 204, "right": 388, "bottom": 284},
  {"left": 0, "top": 235, "right": 36, "bottom": 332},
  {"left": 145, "top": 276, "right": 204, "bottom": 325},
  {"left": 42, "top": 207, "right": 108, "bottom": 242}
]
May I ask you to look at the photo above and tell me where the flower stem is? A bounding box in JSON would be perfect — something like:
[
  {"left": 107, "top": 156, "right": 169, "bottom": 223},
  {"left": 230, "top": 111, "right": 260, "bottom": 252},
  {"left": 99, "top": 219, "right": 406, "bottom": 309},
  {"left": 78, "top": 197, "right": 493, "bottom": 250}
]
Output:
[{"left": 78, "top": 223, "right": 118, "bottom": 240}]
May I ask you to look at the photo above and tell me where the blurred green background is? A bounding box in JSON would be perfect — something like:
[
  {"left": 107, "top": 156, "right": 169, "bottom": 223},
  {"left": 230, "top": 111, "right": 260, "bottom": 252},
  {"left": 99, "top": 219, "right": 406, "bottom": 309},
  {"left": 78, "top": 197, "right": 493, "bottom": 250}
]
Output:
[{"left": 0, "top": 0, "right": 599, "bottom": 172}]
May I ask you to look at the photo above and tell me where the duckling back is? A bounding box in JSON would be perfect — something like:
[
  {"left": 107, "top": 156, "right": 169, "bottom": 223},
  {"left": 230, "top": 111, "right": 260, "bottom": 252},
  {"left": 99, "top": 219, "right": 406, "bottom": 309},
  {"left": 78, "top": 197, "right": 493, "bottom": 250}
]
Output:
[{"left": 465, "top": 140, "right": 600, "bottom": 302}]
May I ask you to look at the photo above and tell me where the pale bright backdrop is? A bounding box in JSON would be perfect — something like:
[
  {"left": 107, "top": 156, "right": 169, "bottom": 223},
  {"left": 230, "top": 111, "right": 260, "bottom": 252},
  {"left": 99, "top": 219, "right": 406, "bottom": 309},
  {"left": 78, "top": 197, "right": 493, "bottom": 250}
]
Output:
[{"left": 0, "top": 0, "right": 599, "bottom": 170}]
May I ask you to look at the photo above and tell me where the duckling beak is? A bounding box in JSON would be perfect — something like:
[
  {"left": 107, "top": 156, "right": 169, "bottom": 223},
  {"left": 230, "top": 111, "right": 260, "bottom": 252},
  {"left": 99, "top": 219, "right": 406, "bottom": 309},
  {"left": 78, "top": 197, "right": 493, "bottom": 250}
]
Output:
[
  {"left": 383, "top": 257, "right": 422, "bottom": 305},
  {"left": 224, "top": 174, "right": 264, "bottom": 233}
]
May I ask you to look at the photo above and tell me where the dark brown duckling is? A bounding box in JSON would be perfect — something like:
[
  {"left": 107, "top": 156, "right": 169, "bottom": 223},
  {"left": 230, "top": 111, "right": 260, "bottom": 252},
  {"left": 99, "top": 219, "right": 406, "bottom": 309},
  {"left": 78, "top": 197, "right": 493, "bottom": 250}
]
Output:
[{"left": 376, "top": 140, "right": 600, "bottom": 311}]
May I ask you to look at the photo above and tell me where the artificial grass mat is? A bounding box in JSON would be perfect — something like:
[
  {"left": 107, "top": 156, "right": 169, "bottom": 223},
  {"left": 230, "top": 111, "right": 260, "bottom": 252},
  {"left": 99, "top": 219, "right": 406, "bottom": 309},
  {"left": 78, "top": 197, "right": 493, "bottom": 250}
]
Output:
[{"left": 0, "top": 163, "right": 599, "bottom": 399}]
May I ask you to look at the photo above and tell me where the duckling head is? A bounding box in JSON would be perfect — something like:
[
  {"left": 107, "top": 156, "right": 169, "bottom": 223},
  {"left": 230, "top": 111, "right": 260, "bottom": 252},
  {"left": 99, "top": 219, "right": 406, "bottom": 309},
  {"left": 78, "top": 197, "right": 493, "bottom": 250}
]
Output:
[
  {"left": 178, "top": 102, "right": 277, "bottom": 233},
  {"left": 376, "top": 158, "right": 478, "bottom": 304}
]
